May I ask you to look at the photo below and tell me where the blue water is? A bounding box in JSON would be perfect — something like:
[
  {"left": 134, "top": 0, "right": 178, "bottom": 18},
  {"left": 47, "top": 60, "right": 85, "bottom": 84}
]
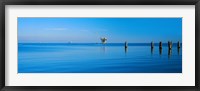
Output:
[{"left": 18, "top": 43, "right": 182, "bottom": 73}]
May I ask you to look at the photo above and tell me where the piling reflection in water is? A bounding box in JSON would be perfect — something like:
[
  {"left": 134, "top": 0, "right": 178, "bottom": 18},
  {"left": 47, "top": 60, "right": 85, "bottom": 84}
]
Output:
[
  {"left": 177, "top": 47, "right": 180, "bottom": 55},
  {"left": 151, "top": 47, "right": 154, "bottom": 55},
  {"left": 159, "top": 48, "right": 162, "bottom": 55},
  {"left": 125, "top": 47, "right": 128, "bottom": 54},
  {"left": 101, "top": 42, "right": 181, "bottom": 57},
  {"left": 168, "top": 49, "right": 172, "bottom": 59},
  {"left": 150, "top": 41, "right": 181, "bottom": 59}
]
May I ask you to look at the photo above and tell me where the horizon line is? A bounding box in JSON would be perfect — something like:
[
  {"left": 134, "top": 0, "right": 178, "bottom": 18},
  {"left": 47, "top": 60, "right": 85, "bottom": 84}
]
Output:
[{"left": 18, "top": 42, "right": 183, "bottom": 44}]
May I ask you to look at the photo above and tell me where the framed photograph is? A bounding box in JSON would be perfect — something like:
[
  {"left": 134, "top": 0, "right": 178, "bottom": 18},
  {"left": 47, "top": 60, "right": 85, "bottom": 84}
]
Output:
[{"left": 0, "top": 0, "right": 199, "bottom": 91}]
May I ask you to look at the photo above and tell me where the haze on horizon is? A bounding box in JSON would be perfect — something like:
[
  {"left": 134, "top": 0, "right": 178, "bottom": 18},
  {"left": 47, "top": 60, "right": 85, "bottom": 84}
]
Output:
[{"left": 18, "top": 18, "right": 182, "bottom": 43}]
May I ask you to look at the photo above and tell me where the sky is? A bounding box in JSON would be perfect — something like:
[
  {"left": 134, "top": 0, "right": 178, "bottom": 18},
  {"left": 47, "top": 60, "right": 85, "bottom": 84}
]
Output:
[{"left": 18, "top": 18, "right": 182, "bottom": 43}]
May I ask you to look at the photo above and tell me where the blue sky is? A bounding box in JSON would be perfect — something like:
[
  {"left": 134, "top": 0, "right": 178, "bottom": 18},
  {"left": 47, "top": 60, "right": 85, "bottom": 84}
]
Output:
[{"left": 18, "top": 18, "right": 182, "bottom": 43}]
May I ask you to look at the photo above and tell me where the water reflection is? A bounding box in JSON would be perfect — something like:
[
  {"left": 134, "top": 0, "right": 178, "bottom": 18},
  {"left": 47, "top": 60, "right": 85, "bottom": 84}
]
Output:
[
  {"left": 168, "top": 49, "right": 172, "bottom": 59},
  {"left": 125, "top": 47, "right": 128, "bottom": 54},
  {"left": 177, "top": 48, "right": 180, "bottom": 55},
  {"left": 101, "top": 46, "right": 106, "bottom": 53},
  {"left": 159, "top": 48, "right": 162, "bottom": 55},
  {"left": 150, "top": 46, "right": 181, "bottom": 59},
  {"left": 18, "top": 43, "right": 182, "bottom": 73},
  {"left": 101, "top": 44, "right": 180, "bottom": 59},
  {"left": 151, "top": 47, "right": 154, "bottom": 55}
]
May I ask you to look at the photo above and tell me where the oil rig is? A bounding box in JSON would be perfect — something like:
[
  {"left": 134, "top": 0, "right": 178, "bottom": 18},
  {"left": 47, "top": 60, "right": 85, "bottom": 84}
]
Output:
[{"left": 100, "top": 37, "right": 107, "bottom": 44}]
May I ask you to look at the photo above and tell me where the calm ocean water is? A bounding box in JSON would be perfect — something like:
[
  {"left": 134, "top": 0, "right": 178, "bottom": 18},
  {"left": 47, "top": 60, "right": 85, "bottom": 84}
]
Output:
[{"left": 18, "top": 43, "right": 182, "bottom": 73}]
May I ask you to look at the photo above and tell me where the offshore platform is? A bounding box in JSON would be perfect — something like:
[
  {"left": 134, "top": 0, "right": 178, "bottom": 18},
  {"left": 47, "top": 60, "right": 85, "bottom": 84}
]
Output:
[{"left": 100, "top": 37, "right": 107, "bottom": 44}]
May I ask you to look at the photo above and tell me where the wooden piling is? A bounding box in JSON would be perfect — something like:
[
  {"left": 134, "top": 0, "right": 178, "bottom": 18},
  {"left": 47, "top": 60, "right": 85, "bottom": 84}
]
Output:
[
  {"left": 125, "top": 41, "right": 128, "bottom": 48},
  {"left": 168, "top": 41, "right": 172, "bottom": 50},
  {"left": 159, "top": 41, "right": 162, "bottom": 49},
  {"left": 168, "top": 41, "right": 170, "bottom": 48},
  {"left": 151, "top": 41, "right": 154, "bottom": 48},
  {"left": 171, "top": 41, "right": 173, "bottom": 49},
  {"left": 177, "top": 41, "right": 180, "bottom": 48}
]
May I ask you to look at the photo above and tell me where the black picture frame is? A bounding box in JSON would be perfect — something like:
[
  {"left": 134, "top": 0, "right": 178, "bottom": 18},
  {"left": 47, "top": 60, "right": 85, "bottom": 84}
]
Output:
[{"left": 0, "top": 0, "right": 200, "bottom": 91}]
